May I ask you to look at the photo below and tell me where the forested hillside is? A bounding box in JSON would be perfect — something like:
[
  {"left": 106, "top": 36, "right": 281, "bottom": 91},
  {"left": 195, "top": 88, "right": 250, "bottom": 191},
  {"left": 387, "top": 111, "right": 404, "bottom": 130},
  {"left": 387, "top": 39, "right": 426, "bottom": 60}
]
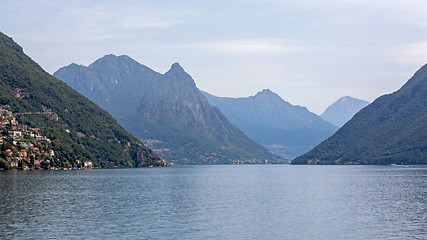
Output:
[
  {"left": 0, "top": 32, "right": 168, "bottom": 169},
  {"left": 293, "top": 64, "right": 427, "bottom": 165}
]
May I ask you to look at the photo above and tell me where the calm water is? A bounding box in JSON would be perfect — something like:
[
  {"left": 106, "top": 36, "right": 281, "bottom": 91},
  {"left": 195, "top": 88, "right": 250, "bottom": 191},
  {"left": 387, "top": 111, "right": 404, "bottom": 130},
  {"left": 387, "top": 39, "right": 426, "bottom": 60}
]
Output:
[{"left": 0, "top": 165, "right": 426, "bottom": 239}]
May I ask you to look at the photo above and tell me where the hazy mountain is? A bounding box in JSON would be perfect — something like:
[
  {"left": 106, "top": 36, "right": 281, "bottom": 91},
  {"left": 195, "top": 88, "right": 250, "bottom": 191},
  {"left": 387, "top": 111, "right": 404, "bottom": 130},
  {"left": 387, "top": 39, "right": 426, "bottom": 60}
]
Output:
[
  {"left": 0, "top": 32, "right": 167, "bottom": 168},
  {"left": 203, "top": 89, "right": 338, "bottom": 159},
  {"left": 54, "top": 56, "right": 280, "bottom": 164},
  {"left": 321, "top": 96, "right": 369, "bottom": 127},
  {"left": 293, "top": 64, "right": 427, "bottom": 165}
]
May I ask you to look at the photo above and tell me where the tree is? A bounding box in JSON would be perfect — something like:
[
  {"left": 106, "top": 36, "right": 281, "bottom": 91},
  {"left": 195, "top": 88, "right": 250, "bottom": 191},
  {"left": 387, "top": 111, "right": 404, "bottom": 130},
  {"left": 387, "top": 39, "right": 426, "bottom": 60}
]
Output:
[
  {"left": 40, "top": 160, "right": 49, "bottom": 170},
  {"left": 0, "top": 158, "right": 10, "bottom": 170}
]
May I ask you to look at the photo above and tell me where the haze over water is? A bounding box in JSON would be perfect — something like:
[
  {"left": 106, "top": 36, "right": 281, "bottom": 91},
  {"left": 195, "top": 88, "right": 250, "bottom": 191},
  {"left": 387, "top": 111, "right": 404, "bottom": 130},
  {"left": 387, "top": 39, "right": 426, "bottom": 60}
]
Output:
[{"left": 1, "top": 165, "right": 426, "bottom": 239}]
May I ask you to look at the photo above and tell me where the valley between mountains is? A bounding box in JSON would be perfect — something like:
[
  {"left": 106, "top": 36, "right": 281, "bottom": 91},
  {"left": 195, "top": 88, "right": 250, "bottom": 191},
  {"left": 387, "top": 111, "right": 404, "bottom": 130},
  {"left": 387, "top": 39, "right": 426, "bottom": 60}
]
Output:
[
  {"left": 2, "top": 30, "right": 425, "bottom": 168},
  {"left": 55, "top": 54, "right": 370, "bottom": 163}
]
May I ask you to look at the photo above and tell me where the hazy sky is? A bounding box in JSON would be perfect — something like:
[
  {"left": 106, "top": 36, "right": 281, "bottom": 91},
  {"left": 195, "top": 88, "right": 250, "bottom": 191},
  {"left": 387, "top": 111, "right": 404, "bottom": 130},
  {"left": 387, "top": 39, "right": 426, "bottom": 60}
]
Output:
[{"left": 2, "top": 0, "right": 427, "bottom": 114}]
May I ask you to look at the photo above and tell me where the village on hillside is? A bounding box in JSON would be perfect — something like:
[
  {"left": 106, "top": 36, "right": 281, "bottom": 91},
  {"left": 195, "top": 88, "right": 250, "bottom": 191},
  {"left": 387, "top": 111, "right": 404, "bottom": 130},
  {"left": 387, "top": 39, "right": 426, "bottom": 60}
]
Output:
[{"left": 0, "top": 105, "right": 93, "bottom": 170}]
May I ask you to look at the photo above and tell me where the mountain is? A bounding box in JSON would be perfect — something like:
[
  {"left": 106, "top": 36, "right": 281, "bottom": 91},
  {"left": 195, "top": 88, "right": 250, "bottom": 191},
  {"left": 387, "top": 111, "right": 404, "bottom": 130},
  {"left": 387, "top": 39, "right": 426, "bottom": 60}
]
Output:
[
  {"left": 293, "top": 64, "right": 427, "bottom": 165},
  {"left": 54, "top": 56, "right": 280, "bottom": 164},
  {"left": 0, "top": 32, "right": 167, "bottom": 168},
  {"left": 202, "top": 89, "right": 338, "bottom": 159},
  {"left": 321, "top": 96, "right": 369, "bottom": 127}
]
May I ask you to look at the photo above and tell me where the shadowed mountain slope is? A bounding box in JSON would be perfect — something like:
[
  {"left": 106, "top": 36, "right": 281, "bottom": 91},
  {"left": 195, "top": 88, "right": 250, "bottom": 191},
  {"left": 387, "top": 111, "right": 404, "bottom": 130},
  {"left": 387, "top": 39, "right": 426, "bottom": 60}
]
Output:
[
  {"left": 293, "top": 64, "right": 427, "bottom": 165},
  {"left": 55, "top": 56, "right": 280, "bottom": 164},
  {"left": 0, "top": 32, "right": 167, "bottom": 168},
  {"left": 203, "top": 89, "right": 338, "bottom": 159}
]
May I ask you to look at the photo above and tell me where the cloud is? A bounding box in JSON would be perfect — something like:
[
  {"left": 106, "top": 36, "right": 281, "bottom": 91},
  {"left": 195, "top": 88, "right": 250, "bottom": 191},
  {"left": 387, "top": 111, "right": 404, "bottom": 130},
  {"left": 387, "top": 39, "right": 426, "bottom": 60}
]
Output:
[
  {"left": 3, "top": 1, "right": 195, "bottom": 45},
  {"left": 193, "top": 39, "right": 306, "bottom": 56},
  {"left": 257, "top": 0, "right": 427, "bottom": 32},
  {"left": 388, "top": 42, "right": 427, "bottom": 66},
  {"left": 3, "top": 0, "right": 426, "bottom": 114},
  {"left": 118, "top": 15, "right": 178, "bottom": 30},
  {"left": 77, "top": 5, "right": 192, "bottom": 30}
]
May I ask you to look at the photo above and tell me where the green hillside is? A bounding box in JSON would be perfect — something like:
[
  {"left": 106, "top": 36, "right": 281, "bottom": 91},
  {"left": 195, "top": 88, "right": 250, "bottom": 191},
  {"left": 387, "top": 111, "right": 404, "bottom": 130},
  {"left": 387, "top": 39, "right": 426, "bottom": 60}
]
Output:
[
  {"left": 0, "top": 32, "right": 167, "bottom": 168},
  {"left": 293, "top": 64, "right": 427, "bottom": 165}
]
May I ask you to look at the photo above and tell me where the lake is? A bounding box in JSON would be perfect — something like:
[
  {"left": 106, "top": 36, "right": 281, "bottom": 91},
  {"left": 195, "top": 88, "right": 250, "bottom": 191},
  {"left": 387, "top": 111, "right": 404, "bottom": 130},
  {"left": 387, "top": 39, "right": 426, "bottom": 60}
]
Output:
[{"left": 0, "top": 165, "right": 426, "bottom": 239}]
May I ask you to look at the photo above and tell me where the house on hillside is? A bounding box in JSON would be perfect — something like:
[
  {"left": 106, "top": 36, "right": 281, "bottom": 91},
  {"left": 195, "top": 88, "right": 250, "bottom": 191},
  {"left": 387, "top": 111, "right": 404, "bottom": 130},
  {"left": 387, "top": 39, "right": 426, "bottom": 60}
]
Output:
[
  {"left": 10, "top": 159, "right": 19, "bottom": 168},
  {"left": 84, "top": 161, "right": 93, "bottom": 169},
  {"left": 10, "top": 117, "right": 17, "bottom": 125},
  {"left": 5, "top": 149, "right": 13, "bottom": 156},
  {"left": 13, "top": 131, "right": 22, "bottom": 139},
  {"left": 33, "top": 160, "right": 41, "bottom": 168},
  {"left": 36, "top": 135, "right": 51, "bottom": 142},
  {"left": 18, "top": 150, "right": 27, "bottom": 158},
  {"left": 19, "top": 142, "right": 34, "bottom": 149}
]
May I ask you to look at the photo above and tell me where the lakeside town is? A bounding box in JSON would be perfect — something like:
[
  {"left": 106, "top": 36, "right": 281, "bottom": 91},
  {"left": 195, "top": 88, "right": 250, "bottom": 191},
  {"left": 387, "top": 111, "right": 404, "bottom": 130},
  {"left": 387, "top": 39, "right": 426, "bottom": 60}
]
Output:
[{"left": 0, "top": 105, "right": 93, "bottom": 170}]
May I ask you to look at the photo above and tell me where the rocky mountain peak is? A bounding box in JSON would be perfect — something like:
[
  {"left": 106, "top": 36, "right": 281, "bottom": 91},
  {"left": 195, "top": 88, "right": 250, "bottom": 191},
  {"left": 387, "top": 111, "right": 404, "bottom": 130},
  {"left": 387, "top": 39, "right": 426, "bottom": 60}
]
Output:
[
  {"left": 166, "top": 62, "right": 188, "bottom": 75},
  {"left": 165, "top": 62, "right": 195, "bottom": 87},
  {"left": 258, "top": 88, "right": 274, "bottom": 95},
  {"left": 170, "top": 62, "right": 183, "bottom": 70},
  {"left": 90, "top": 55, "right": 150, "bottom": 72},
  {"left": 253, "top": 89, "right": 282, "bottom": 101},
  {"left": 55, "top": 56, "right": 278, "bottom": 164},
  {"left": 321, "top": 96, "right": 369, "bottom": 127},
  {"left": 93, "top": 53, "right": 118, "bottom": 62}
]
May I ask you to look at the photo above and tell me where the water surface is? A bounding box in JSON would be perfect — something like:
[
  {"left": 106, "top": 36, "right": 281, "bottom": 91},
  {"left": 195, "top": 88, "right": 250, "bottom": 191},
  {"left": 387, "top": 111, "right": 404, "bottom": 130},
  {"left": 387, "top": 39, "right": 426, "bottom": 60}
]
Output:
[{"left": 1, "top": 165, "right": 426, "bottom": 239}]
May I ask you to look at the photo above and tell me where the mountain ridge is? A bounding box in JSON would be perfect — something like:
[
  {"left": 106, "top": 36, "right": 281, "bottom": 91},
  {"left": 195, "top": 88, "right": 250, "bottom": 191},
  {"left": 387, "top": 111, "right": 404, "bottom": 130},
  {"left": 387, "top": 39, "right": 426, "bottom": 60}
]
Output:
[
  {"left": 202, "top": 89, "right": 338, "bottom": 159},
  {"left": 0, "top": 32, "right": 167, "bottom": 168},
  {"left": 55, "top": 55, "right": 281, "bottom": 164},
  {"left": 321, "top": 96, "right": 369, "bottom": 127},
  {"left": 293, "top": 64, "right": 427, "bottom": 165}
]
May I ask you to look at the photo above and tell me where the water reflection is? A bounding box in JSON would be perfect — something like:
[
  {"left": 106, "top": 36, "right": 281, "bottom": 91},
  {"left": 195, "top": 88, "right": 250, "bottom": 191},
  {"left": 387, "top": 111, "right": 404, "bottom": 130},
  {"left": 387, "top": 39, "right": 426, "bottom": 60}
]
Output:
[{"left": 1, "top": 165, "right": 426, "bottom": 239}]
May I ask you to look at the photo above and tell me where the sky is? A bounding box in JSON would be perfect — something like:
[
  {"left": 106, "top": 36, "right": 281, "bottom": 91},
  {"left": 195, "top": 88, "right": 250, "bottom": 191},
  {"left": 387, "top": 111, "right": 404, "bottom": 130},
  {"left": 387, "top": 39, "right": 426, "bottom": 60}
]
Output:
[{"left": 2, "top": 0, "right": 427, "bottom": 114}]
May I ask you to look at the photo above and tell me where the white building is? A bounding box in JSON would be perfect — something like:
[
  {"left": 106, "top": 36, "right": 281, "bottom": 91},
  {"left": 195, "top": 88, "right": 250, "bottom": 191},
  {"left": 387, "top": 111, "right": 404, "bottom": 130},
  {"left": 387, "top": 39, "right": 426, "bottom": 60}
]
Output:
[{"left": 13, "top": 131, "right": 22, "bottom": 139}]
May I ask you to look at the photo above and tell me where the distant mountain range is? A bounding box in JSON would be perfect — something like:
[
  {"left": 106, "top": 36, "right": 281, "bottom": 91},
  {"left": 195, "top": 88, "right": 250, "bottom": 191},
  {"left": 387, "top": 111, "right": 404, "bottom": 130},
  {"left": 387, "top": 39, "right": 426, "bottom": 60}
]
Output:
[
  {"left": 54, "top": 55, "right": 280, "bottom": 164},
  {"left": 0, "top": 32, "right": 167, "bottom": 168},
  {"left": 203, "top": 89, "right": 338, "bottom": 159},
  {"left": 293, "top": 64, "right": 427, "bottom": 165},
  {"left": 321, "top": 96, "right": 369, "bottom": 127}
]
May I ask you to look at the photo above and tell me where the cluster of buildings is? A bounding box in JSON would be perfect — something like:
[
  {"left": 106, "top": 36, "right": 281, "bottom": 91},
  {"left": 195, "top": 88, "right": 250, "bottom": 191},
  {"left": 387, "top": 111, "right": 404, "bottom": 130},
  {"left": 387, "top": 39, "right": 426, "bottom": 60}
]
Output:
[{"left": 0, "top": 105, "right": 92, "bottom": 170}]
